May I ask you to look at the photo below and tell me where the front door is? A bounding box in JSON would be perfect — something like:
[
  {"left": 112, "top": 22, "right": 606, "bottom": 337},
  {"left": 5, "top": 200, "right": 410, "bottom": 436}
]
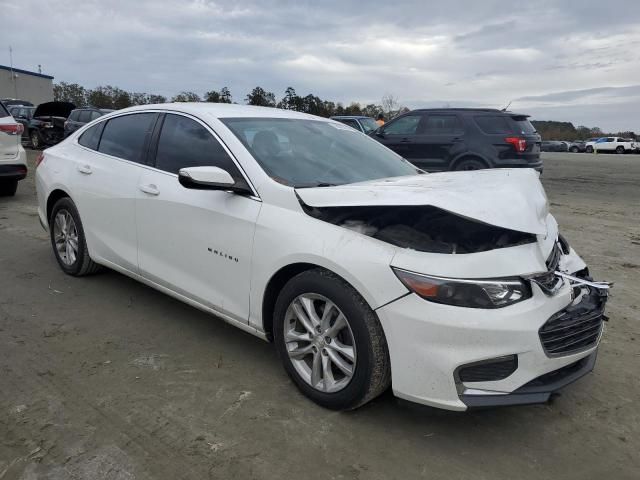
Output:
[{"left": 136, "top": 113, "right": 261, "bottom": 322}]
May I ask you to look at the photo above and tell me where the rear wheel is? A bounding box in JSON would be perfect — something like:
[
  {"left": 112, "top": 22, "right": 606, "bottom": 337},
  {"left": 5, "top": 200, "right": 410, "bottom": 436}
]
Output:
[
  {"left": 585, "top": 146, "right": 594, "bottom": 153},
  {"left": 570, "top": 146, "right": 579, "bottom": 153},
  {"left": 616, "top": 146, "right": 625, "bottom": 154},
  {"left": 0, "top": 180, "right": 18, "bottom": 197},
  {"left": 273, "top": 269, "right": 391, "bottom": 410},
  {"left": 454, "top": 157, "right": 487, "bottom": 171},
  {"left": 49, "top": 197, "right": 101, "bottom": 276}
]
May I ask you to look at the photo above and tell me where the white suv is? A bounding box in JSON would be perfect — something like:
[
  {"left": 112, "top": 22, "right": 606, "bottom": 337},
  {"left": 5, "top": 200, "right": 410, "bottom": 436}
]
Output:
[
  {"left": 35, "top": 103, "right": 610, "bottom": 411},
  {"left": 0, "top": 102, "right": 28, "bottom": 196},
  {"left": 586, "top": 137, "right": 636, "bottom": 154}
]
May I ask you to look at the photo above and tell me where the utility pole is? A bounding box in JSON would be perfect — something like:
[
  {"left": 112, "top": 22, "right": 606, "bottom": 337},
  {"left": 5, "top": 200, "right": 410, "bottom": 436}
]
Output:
[{"left": 9, "top": 45, "right": 18, "bottom": 98}]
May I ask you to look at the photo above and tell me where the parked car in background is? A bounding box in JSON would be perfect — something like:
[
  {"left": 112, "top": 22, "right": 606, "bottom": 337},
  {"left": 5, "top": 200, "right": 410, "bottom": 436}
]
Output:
[
  {"left": 8, "top": 105, "right": 36, "bottom": 143},
  {"left": 28, "top": 101, "right": 75, "bottom": 149},
  {"left": 1, "top": 98, "right": 34, "bottom": 109},
  {"left": 64, "top": 107, "right": 114, "bottom": 138},
  {"left": 35, "top": 103, "right": 609, "bottom": 411},
  {"left": 540, "top": 141, "right": 569, "bottom": 152},
  {"left": 330, "top": 116, "right": 378, "bottom": 134},
  {"left": 370, "top": 108, "right": 542, "bottom": 172},
  {"left": 0, "top": 101, "right": 28, "bottom": 196},
  {"left": 586, "top": 137, "right": 636, "bottom": 154}
]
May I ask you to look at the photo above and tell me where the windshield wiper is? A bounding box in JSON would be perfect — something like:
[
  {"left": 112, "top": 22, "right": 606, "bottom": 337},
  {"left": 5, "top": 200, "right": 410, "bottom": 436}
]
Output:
[{"left": 296, "top": 182, "right": 339, "bottom": 188}]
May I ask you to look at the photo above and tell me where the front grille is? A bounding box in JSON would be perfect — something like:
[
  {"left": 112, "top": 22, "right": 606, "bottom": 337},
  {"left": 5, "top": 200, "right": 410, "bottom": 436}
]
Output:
[
  {"left": 539, "top": 286, "right": 607, "bottom": 356},
  {"left": 458, "top": 355, "right": 518, "bottom": 382}
]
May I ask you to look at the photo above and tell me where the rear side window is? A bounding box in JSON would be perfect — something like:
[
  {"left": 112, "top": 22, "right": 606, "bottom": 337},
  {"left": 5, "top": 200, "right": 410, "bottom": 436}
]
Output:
[
  {"left": 511, "top": 116, "right": 536, "bottom": 134},
  {"left": 384, "top": 115, "right": 421, "bottom": 135},
  {"left": 68, "top": 110, "right": 80, "bottom": 121},
  {"left": 77, "top": 110, "right": 92, "bottom": 123},
  {"left": 474, "top": 115, "right": 512, "bottom": 134},
  {"left": 90, "top": 111, "right": 102, "bottom": 121},
  {"left": 154, "top": 114, "right": 244, "bottom": 182},
  {"left": 78, "top": 122, "right": 105, "bottom": 150},
  {"left": 98, "top": 113, "right": 157, "bottom": 163},
  {"left": 0, "top": 102, "right": 9, "bottom": 118},
  {"left": 423, "top": 114, "right": 462, "bottom": 134}
]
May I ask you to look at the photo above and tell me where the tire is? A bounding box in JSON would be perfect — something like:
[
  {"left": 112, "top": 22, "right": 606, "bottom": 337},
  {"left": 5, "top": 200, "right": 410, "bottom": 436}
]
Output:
[
  {"left": 616, "top": 146, "right": 625, "bottom": 154},
  {"left": 49, "top": 197, "right": 102, "bottom": 276},
  {"left": 570, "top": 147, "right": 579, "bottom": 153},
  {"left": 454, "top": 157, "right": 487, "bottom": 171},
  {"left": 585, "top": 146, "right": 594, "bottom": 153},
  {"left": 273, "top": 268, "right": 391, "bottom": 410},
  {"left": 30, "top": 130, "right": 41, "bottom": 149},
  {"left": 0, "top": 180, "right": 18, "bottom": 197}
]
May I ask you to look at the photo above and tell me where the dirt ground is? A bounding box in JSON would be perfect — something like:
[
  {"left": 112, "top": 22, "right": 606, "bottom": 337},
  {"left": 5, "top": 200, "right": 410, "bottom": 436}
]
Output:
[{"left": 1, "top": 150, "right": 638, "bottom": 480}]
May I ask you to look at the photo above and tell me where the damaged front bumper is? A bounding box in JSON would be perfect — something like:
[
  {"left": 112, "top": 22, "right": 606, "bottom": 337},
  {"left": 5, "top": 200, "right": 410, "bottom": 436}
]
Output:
[{"left": 376, "top": 247, "right": 610, "bottom": 411}]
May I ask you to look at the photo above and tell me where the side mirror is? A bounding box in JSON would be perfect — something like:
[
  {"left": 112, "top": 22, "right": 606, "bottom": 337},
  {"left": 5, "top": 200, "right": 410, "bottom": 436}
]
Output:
[{"left": 178, "top": 166, "right": 250, "bottom": 194}]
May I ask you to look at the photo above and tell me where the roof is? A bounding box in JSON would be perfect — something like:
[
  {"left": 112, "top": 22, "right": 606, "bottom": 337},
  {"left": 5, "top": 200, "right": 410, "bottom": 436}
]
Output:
[
  {"left": 116, "top": 103, "right": 329, "bottom": 120},
  {"left": 412, "top": 107, "right": 529, "bottom": 116},
  {"left": 0, "top": 64, "right": 54, "bottom": 80}
]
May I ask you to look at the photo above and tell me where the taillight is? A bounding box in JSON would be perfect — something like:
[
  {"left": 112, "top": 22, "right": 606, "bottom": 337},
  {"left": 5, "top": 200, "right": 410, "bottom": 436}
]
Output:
[
  {"left": 35, "top": 152, "right": 45, "bottom": 168},
  {"left": 505, "top": 136, "right": 527, "bottom": 153},
  {"left": 0, "top": 123, "right": 24, "bottom": 135}
]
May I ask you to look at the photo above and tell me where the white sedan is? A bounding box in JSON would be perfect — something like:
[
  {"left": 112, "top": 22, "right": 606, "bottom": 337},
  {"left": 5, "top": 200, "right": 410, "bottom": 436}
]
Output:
[{"left": 35, "top": 103, "right": 609, "bottom": 411}]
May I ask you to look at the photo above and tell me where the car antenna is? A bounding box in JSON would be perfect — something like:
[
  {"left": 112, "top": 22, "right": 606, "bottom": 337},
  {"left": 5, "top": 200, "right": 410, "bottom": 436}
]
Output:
[{"left": 501, "top": 100, "right": 512, "bottom": 112}]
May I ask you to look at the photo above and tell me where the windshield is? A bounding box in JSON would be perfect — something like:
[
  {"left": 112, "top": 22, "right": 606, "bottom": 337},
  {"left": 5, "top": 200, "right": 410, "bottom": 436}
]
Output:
[
  {"left": 221, "top": 118, "right": 420, "bottom": 187},
  {"left": 359, "top": 117, "right": 378, "bottom": 134}
]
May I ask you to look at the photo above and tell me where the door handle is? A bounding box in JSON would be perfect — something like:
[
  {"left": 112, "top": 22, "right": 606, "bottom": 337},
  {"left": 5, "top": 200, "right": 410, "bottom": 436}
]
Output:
[
  {"left": 77, "top": 164, "right": 92, "bottom": 175},
  {"left": 400, "top": 138, "right": 411, "bottom": 143},
  {"left": 139, "top": 183, "right": 160, "bottom": 196},
  {"left": 452, "top": 137, "right": 462, "bottom": 142}
]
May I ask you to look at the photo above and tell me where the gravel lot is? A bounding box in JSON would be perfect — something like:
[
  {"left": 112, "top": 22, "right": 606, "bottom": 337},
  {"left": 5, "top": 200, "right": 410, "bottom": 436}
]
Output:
[{"left": 1, "top": 151, "right": 638, "bottom": 479}]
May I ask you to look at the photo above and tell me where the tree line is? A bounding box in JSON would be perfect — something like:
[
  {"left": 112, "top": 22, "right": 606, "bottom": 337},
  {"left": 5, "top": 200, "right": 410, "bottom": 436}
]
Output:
[
  {"left": 53, "top": 82, "right": 407, "bottom": 119},
  {"left": 530, "top": 120, "right": 636, "bottom": 141}
]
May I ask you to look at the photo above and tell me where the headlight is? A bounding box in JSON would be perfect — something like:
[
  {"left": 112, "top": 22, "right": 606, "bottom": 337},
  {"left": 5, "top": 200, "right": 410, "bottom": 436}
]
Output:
[{"left": 392, "top": 268, "right": 531, "bottom": 309}]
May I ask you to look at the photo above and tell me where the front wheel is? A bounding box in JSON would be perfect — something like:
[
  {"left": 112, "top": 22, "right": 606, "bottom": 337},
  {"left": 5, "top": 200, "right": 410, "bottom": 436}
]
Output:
[
  {"left": 273, "top": 269, "right": 391, "bottom": 410},
  {"left": 616, "top": 146, "right": 625, "bottom": 154},
  {"left": 30, "top": 131, "right": 42, "bottom": 149},
  {"left": 570, "top": 146, "right": 579, "bottom": 153},
  {"left": 585, "top": 146, "right": 594, "bottom": 153},
  {"left": 49, "top": 197, "right": 102, "bottom": 276}
]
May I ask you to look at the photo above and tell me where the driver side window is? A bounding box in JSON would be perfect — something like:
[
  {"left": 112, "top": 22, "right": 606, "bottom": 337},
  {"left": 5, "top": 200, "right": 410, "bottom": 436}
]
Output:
[{"left": 383, "top": 115, "right": 421, "bottom": 135}]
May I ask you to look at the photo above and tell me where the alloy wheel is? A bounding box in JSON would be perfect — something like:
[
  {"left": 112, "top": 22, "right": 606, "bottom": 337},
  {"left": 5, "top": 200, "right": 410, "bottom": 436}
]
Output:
[
  {"left": 53, "top": 210, "right": 79, "bottom": 266},
  {"left": 284, "top": 294, "right": 357, "bottom": 393}
]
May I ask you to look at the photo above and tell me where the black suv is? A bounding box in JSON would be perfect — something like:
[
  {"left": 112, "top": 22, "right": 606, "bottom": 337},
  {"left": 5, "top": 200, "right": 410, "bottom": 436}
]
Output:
[
  {"left": 64, "top": 107, "right": 114, "bottom": 138},
  {"left": 370, "top": 108, "right": 542, "bottom": 172}
]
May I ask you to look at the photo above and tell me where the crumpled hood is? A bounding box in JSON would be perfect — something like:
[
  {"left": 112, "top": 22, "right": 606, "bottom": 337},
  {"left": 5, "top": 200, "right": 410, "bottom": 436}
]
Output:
[
  {"left": 296, "top": 168, "right": 549, "bottom": 235},
  {"left": 33, "top": 101, "right": 76, "bottom": 119}
]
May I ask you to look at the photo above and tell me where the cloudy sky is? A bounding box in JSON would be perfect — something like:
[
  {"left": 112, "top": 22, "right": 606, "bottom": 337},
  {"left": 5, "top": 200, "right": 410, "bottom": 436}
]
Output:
[{"left": 2, "top": 0, "right": 639, "bottom": 131}]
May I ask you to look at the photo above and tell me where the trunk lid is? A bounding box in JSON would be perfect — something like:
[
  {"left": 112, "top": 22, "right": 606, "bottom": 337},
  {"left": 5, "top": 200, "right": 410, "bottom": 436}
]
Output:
[
  {"left": 33, "top": 101, "right": 76, "bottom": 119},
  {"left": 296, "top": 168, "right": 549, "bottom": 235}
]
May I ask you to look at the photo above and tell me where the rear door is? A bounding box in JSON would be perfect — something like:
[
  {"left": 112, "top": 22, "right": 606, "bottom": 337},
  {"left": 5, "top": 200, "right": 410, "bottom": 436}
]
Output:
[
  {"left": 0, "top": 103, "right": 21, "bottom": 162},
  {"left": 136, "top": 112, "right": 260, "bottom": 321},
  {"left": 72, "top": 112, "right": 158, "bottom": 272},
  {"left": 373, "top": 113, "right": 422, "bottom": 159},
  {"left": 411, "top": 113, "right": 465, "bottom": 170}
]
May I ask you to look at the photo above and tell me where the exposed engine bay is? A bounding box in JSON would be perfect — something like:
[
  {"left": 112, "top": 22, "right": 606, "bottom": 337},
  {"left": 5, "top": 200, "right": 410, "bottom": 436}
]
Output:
[{"left": 301, "top": 204, "right": 537, "bottom": 254}]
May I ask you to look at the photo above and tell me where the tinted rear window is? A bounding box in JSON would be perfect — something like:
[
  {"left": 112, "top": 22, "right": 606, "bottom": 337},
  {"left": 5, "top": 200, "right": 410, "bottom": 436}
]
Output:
[
  {"left": 0, "top": 102, "right": 8, "bottom": 118},
  {"left": 78, "top": 122, "right": 105, "bottom": 150},
  {"left": 474, "top": 115, "right": 512, "bottom": 134},
  {"left": 98, "top": 113, "right": 157, "bottom": 163},
  {"left": 512, "top": 116, "right": 536, "bottom": 134}
]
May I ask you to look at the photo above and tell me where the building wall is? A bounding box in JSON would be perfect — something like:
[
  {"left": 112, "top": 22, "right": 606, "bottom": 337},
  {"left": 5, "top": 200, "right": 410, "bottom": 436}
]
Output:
[{"left": 0, "top": 69, "right": 53, "bottom": 105}]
